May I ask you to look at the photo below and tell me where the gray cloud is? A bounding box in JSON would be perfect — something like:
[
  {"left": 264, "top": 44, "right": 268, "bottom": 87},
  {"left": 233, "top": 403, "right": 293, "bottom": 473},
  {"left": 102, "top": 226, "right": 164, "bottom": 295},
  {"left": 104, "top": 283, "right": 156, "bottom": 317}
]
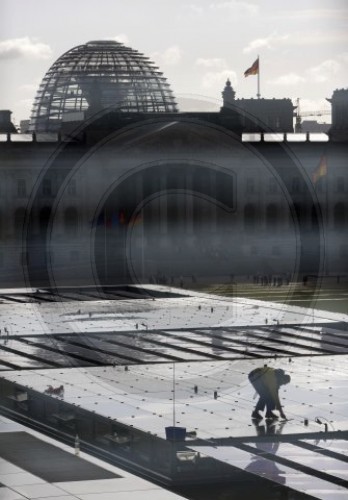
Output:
[
  {"left": 201, "top": 69, "right": 238, "bottom": 89},
  {"left": 244, "top": 31, "right": 348, "bottom": 54},
  {"left": 151, "top": 46, "right": 182, "bottom": 66},
  {"left": 109, "top": 34, "right": 130, "bottom": 45},
  {"left": 273, "top": 8, "right": 348, "bottom": 20},
  {"left": 0, "top": 37, "right": 52, "bottom": 60},
  {"left": 243, "top": 33, "right": 289, "bottom": 53}
]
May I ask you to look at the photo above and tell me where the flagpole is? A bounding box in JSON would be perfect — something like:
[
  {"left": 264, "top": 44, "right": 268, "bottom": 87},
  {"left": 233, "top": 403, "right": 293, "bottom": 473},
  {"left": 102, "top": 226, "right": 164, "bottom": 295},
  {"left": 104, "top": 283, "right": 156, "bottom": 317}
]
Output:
[{"left": 257, "top": 55, "right": 260, "bottom": 99}]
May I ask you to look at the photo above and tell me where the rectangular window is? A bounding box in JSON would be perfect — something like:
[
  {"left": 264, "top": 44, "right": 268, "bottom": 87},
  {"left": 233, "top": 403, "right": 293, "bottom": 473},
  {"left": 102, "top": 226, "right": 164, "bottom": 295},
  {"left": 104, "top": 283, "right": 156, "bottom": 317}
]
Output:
[
  {"left": 17, "top": 179, "right": 27, "bottom": 197},
  {"left": 20, "top": 251, "right": 29, "bottom": 265},
  {"left": 246, "top": 178, "right": 255, "bottom": 194},
  {"left": 269, "top": 178, "right": 277, "bottom": 194},
  {"left": 45, "top": 250, "right": 54, "bottom": 264},
  {"left": 67, "top": 179, "right": 77, "bottom": 196},
  {"left": 42, "top": 179, "right": 52, "bottom": 196},
  {"left": 272, "top": 246, "right": 281, "bottom": 256},
  {"left": 336, "top": 177, "right": 344, "bottom": 193},
  {"left": 316, "top": 180, "right": 323, "bottom": 193},
  {"left": 340, "top": 245, "right": 347, "bottom": 258},
  {"left": 70, "top": 250, "right": 79, "bottom": 262},
  {"left": 291, "top": 178, "right": 300, "bottom": 194}
]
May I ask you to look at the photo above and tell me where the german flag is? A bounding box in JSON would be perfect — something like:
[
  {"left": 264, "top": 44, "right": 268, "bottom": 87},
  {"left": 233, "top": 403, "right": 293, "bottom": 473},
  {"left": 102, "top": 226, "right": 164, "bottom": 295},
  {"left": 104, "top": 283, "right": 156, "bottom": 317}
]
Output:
[
  {"left": 312, "top": 155, "right": 327, "bottom": 184},
  {"left": 244, "top": 58, "right": 259, "bottom": 77}
]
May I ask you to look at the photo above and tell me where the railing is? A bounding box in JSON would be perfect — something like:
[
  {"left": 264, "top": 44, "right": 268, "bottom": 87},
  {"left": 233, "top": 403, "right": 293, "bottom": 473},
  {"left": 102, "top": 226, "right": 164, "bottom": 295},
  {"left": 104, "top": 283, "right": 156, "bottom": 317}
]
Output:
[
  {"left": 0, "top": 132, "right": 330, "bottom": 143},
  {"left": 242, "top": 132, "right": 329, "bottom": 142},
  {"left": 0, "top": 133, "right": 60, "bottom": 143}
]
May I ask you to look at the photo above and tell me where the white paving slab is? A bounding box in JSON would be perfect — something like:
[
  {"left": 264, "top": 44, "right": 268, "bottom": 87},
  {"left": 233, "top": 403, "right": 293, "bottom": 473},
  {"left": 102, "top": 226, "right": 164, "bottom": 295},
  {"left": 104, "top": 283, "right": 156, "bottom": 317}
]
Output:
[
  {"left": 0, "top": 417, "right": 186, "bottom": 500},
  {"left": 11, "top": 484, "right": 70, "bottom": 499},
  {"left": 0, "top": 473, "right": 45, "bottom": 487},
  {"left": 0, "top": 489, "right": 26, "bottom": 500}
]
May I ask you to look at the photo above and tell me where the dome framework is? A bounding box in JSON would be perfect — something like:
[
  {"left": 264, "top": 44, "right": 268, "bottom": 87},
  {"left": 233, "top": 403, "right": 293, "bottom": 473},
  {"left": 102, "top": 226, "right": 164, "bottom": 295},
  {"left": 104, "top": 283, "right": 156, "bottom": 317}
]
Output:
[{"left": 30, "top": 40, "right": 178, "bottom": 132}]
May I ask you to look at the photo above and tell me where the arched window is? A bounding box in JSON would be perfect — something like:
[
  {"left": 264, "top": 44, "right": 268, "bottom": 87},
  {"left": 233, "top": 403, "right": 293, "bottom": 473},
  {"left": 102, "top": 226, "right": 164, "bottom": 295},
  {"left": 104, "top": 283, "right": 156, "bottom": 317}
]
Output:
[
  {"left": 244, "top": 204, "right": 256, "bottom": 232},
  {"left": 266, "top": 204, "right": 278, "bottom": 230},
  {"left": 334, "top": 203, "right": 346, "bottom": 230},
  {"left": 64, "top": 207, "right": 78, "bottom": 236}
]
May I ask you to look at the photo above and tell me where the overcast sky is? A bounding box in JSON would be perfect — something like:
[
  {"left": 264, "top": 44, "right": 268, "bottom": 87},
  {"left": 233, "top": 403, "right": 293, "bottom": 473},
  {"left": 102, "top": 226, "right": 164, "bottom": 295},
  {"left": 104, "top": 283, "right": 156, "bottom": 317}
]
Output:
[{"left": 0, "top": 0, "right": 347, "bottom": 124}]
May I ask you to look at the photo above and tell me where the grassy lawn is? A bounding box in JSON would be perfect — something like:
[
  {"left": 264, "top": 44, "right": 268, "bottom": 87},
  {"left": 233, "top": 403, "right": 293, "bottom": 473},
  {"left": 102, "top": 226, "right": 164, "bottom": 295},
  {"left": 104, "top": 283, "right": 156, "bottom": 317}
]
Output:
[{"left": 191, "top": 282, "right": 348, "bottom": 315}]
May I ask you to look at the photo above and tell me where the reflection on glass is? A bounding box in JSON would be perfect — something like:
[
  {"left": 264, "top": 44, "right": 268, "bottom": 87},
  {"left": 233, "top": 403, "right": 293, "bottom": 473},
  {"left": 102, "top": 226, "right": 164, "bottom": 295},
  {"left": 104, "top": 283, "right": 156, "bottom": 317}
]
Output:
[{"left": 245, "top": 420, "right": 287, "bottom": 485}]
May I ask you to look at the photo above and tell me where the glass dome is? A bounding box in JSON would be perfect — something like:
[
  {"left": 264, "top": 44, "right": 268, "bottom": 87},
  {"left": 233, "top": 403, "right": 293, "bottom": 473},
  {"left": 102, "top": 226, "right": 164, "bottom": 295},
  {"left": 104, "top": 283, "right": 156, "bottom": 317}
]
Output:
[{"left": 29, "top": 40, "right": 178, "bottom": 132}]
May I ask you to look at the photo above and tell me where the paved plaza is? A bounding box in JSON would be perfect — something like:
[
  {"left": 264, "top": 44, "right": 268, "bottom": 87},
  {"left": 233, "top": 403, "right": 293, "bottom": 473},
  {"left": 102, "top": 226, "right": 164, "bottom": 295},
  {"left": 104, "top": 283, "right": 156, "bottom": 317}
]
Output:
[{"left": 0, "top": 285, "right": 347, "bottom": 499}]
